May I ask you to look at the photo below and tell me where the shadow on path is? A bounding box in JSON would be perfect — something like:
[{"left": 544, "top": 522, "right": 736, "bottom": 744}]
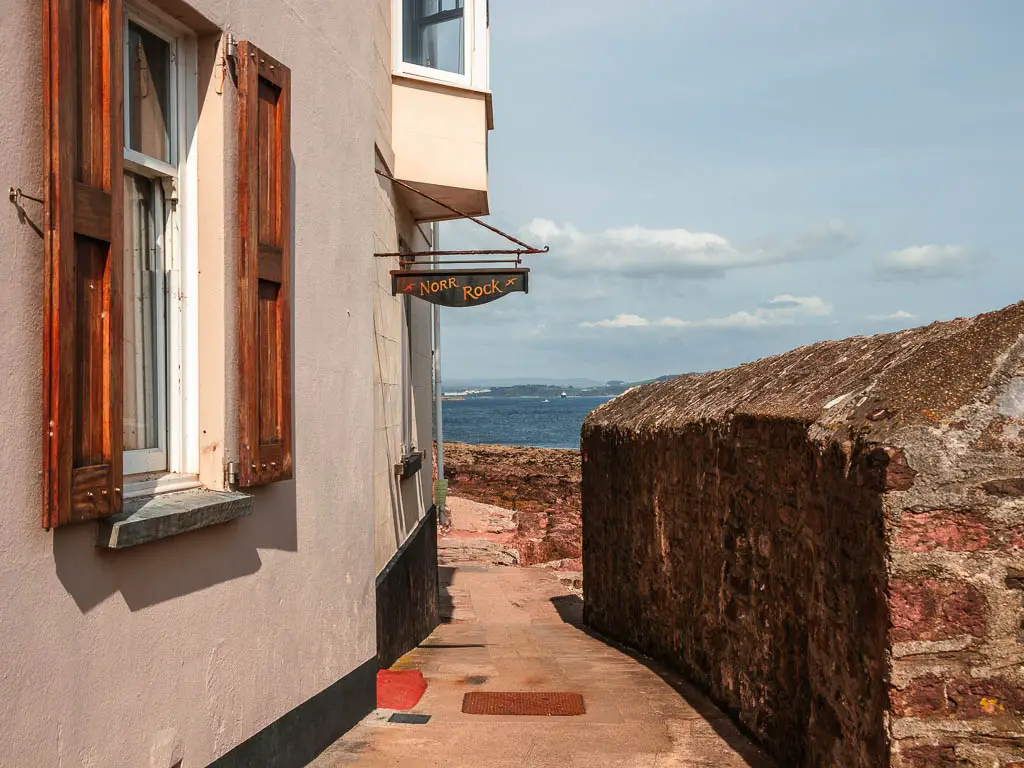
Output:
[{"left": 551, "top": 594, "right": 774, "bottom": 768}]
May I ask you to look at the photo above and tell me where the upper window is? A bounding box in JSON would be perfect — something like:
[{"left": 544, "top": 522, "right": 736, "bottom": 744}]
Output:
[
  {"left": 403, "top": 0, "right": 464, "bottom": 75},
  {"left": 394, "top": 0, "right": 489, "bottom": 90}
]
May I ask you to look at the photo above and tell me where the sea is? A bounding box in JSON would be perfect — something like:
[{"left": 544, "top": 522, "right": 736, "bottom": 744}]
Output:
[{"left": 442, "top": 396, "right": 614, "bottom": 450}]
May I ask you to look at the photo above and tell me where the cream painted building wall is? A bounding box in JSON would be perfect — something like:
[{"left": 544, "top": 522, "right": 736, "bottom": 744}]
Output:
[
  {"left": 0, "top": 0, "right": 435, "bottom": 765},
  {"left": 371, "top": 159, "right": 435, "bottom": 574},
  {"left": 370, "top": 0, "right": 437, "bottom": 577}
]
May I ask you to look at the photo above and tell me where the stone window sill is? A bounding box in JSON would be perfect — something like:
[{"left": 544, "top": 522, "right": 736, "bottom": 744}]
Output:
[{"left": 96, "top": 488, "right": 253, "bottom": 550}]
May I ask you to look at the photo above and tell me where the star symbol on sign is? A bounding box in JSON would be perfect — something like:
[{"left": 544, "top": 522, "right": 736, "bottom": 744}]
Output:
[{"left": 506, "top": 278, "right": 517, "bottom": 287}]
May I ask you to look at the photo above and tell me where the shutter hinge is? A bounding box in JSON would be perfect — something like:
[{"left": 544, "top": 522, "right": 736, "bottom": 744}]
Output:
[
  {"left": 226, "top": 460, "right": 239, "bottom": 487},
  {"left": 218, "top": 34, "right": 238, "bottom": 95}
]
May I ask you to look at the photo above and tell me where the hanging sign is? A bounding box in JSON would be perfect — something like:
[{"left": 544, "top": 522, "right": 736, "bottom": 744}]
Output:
[{"left": 391, "top": 268, "right": 529, "bottom": 307}]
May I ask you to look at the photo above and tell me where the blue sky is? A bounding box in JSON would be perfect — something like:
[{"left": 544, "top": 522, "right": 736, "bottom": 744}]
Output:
[{"left": 441, "top": 0, "right": 1024, "bottom": 383}]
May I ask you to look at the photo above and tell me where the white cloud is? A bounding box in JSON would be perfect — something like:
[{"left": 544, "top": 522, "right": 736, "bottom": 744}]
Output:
[
  {"left": 866, "top": 309, "right": 917, "bottom": 321},
  {"left": 581, "top": 295, "right": 832, "bottom": 330},
  {"left": 874, "top": 245, "right": 979, "bottom": 279},
  {"left": 580, "top": 313, "right": 651, "bottom": 328},
  {"left": 524, "top": 219, "right": 856, "bottom": 280}
]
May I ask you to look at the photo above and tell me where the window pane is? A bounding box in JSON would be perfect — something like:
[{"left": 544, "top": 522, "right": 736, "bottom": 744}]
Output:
[
  {"left": 123, "top": 172, "right": 163, "bottom": 451},
  {"left": 403, "top": 0, "right": 465, "bottom": 75},
  {"left": 127, "top": 22, "right": 171, "bottom": 162}
]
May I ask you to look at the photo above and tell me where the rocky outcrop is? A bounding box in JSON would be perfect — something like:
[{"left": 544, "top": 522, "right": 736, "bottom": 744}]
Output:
[
  {"left": 583, "top": 301, "right": 1024, "bottom": 768},
  {"left": 443, "top": 442, "right": 581, "bottom": 566}
]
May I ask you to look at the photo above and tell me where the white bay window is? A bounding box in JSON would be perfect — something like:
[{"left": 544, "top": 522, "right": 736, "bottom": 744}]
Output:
[{"left": 394, "top": 0, "right": 489, "bottom": 90}]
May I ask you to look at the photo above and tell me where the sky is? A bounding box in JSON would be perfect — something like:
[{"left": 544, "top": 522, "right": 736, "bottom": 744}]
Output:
[{"left": 440, "top": 0, "right": 1024, "bottom": 384}]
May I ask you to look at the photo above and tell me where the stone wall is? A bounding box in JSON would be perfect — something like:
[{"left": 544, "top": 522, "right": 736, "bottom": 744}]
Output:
[{"left": 582, "top": 302, "right": 1024, "bottom": 767}]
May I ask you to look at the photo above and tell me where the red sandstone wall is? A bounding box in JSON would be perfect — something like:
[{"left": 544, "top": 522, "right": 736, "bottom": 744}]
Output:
[
  {"left": 581, "top": 306, "right": 1024, "bottom": 766},
  {"left": 884, "top": 412, "right": 1024, "bottom": 766},
  {"left": 443, "top": 442, "right": 581, "bottom": 566},
  {"left": 582, "top": 418, "right": 893, "bottom": 767},
  {"left": 583, "top": 413, "right": 1024, "bottom": 767}
]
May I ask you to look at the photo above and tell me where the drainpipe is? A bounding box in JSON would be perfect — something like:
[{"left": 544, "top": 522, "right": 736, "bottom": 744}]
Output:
[
  {"left": 432, "top": 221, "right": 446, "bottom": 527},
  {"left": 402, "top": 293, "right": 413, "bottom": 457}
]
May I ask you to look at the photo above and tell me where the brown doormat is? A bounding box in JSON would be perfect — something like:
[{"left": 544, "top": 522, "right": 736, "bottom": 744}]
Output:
[{"left": 462, "top": 691, "right": 586, "bottom": 716}]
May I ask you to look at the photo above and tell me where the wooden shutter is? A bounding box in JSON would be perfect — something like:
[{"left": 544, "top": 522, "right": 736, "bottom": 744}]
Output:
[
  {"left": 42, "top": 0, "right": 124, "bottom": 528},
  {"left": 236, "top": 42, "right": 293, "bottom": 486}
]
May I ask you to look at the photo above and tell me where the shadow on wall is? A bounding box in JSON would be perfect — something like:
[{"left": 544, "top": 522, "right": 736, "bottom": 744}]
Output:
[
  {"left": 376, "top": 506, "right": 439, "bottom": 668},
  {"left": 54, "top": 480, "right": 298, "bottom": 613},
  {"left": 438, "top": 564, "right": 456, "bottom": 624}
]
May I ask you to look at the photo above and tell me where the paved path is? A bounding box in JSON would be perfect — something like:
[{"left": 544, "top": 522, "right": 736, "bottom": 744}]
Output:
[{"left": 314, "top": 498, "right": 772, "bottom": 768}]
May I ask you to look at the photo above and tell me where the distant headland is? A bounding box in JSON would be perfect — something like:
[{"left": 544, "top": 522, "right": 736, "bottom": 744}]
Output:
[{"left": 443, "top": 375, "right": 682, "bottom": 400}]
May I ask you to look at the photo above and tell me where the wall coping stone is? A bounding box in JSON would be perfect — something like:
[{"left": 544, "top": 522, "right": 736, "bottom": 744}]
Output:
[{"left": 585, "top": 300, "right": 1024, "bottom": 440}]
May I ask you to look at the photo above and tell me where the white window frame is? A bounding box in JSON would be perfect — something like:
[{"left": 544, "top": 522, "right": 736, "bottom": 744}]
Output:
[
  {"left": 122, "top": 173, "right": 169, "bottom": 474},
  {"left": 393, "top": 0, "right": 490, "bottom": 92},
  {"left": 122, "top": 1, "right": 200, "bottom": 481}
]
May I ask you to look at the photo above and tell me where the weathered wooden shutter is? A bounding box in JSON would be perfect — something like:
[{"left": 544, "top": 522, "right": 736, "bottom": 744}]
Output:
[
  {"left": 42, "top": 0, "right": 124, "bottom": 528},
  {"left": 236, "top": 42, "right": 293, "bottom": 486}
]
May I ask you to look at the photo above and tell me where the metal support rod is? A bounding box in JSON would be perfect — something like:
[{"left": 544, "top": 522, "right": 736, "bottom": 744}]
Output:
[
  {"left": 375, "top": 168, "right": 549, "bottom": 255},
  {"left": 401, "top": 294, "right": 412, "bottom": 456},
  {"left": 399, "top": 259, "right": 522, "bottom": 267},
  {"left": 377, "top": 248, "right": 538, "bottom": 258},
  {"left": 432, "top": 222, "right": 446, "bottom": 528}
]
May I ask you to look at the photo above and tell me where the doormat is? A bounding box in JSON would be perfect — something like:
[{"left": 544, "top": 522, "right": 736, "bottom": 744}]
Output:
[{"left": 461, "top": 692, "right": 585, "bottom": 716}]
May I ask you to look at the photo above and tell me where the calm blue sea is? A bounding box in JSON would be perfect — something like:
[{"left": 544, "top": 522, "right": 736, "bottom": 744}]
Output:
[{"left": 442, "top": 396, "right": 613, "bottom": 450}]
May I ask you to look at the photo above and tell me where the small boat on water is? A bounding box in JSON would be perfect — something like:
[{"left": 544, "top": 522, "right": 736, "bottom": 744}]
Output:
[{"left": 560, "top": 391, "right": 568, "bottom": 399}]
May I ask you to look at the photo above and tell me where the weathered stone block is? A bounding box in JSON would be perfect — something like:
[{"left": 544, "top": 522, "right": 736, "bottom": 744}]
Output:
[
  {"left": 1012, "top": 529, "right": 1024, "bottom": 550},
  {"left": 1007, "top": 569, "right": 1024, "bottom": 591},
  {"left": 895, "top": 510, "right": 993, "bottom": 552},
  {"left": 892, "top": 675, "right": 949, "bottom": 717},
  {"left": 893, "top": 673, "right": 1024, "bottom": 721},
  {"left": 946, "top": 676, "right": 1024, "bottom": 719},
  {"left": 883, "top": 447, "right": 918, "bottom": 492},
  {"left": 982, "top": 478, "right": 1024, "bottom": 497},
  {"left": 890, "top": 579, "right": 987, "bottom": 642},
  {"left": 896, "top": 743, "right": 971, "bottom": 768}
]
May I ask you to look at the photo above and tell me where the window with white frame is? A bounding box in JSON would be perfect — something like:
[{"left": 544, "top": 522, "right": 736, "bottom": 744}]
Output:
[
  {"left": 394, "top": 0, "right": 489, "bottom": 90},
  {"left": 403, "top": 0, "right": 465, "bottom": 75},
  {"left": 122, "top": 3, "right": 198, "bottom": 480}
]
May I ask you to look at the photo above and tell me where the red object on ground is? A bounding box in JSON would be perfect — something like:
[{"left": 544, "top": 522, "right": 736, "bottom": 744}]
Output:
[{"left": 377, "top": 669, "right": 428, "bottom": 710}]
